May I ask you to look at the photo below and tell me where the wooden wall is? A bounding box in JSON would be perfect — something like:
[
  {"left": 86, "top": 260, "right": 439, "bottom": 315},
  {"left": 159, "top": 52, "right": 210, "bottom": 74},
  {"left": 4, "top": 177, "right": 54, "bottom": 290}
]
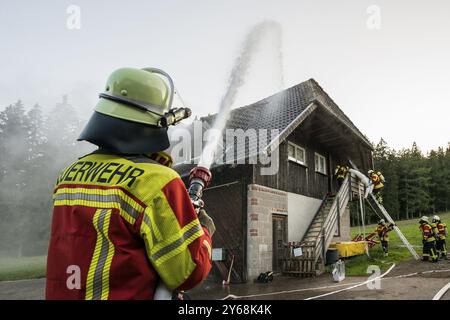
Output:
[
  {"left": 254, "top": 139, "right": 339, "bottom": 200},
  {"left": 189, "top": 164, "right": 252, "bottom": 282},
  {"left": 253, "top": 109, "right": 373, "bottom": 199}
]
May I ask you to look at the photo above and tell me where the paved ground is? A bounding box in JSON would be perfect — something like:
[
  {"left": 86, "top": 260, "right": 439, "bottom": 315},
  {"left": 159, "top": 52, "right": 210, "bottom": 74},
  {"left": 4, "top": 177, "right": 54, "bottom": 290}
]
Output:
[
  {"left": 0, "top": 278, "right": 46, "bottom": 300},
  {"left": 1, "top": 260, "right": 449, "bottom": 300},
  {"left": 190, "top": 259, "right": 450, "bottom": 300}
]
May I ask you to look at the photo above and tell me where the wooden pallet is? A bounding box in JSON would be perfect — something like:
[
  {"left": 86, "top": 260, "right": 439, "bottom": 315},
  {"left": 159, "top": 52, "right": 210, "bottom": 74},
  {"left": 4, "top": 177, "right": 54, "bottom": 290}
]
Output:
[{"left": 282, "top": 242, "right": 317, "bottom": 277}]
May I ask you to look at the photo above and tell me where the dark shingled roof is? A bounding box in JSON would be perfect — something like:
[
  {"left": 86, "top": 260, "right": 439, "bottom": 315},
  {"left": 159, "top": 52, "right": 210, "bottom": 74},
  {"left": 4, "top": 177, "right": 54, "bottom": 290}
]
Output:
[
  {"left": 201, "top": 79, "right": 314, "bottom": 132},
  {"left": 173, "top": 78, "right": 372, "bottom": 174}
]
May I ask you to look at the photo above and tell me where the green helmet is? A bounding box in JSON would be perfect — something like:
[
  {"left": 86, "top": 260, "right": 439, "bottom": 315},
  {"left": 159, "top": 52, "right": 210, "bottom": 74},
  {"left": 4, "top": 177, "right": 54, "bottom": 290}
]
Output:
[{"left": 78, "top": 67, "right": 191, "bottom": 154}]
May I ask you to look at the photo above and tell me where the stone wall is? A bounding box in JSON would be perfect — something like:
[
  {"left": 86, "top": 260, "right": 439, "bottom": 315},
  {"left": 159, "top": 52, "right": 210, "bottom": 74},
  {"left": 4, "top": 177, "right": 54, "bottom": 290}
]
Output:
[
  {"left": 246, "top": 184, "right": 351, "bottom": 279},
  {"left": 247, "top": 184, "right": 287, "bottom": 279}
]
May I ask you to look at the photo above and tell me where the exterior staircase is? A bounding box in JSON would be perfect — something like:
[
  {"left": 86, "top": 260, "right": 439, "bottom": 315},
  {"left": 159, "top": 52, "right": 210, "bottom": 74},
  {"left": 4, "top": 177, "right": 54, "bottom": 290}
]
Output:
[
  {"left": 282, "top": 175, "right": 351, "bottom": 277},
  {"left": 302, "top": 196, "right": 334, "bottom": 244},
  {"left": 282, "top": 165, "right": 419, "bottom": 278}
]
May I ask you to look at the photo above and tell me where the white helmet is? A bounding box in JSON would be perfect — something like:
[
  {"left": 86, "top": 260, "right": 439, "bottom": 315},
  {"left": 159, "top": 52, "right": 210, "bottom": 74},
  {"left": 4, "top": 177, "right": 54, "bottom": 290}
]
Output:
[
  {"left": 378, "top": 219, "right": 385, "bottom": 225},
  {"left": 368, "top": 170, "right": 374, "bottom": 175},
  {"left": 419, "top": 216, "right": 429, "bottom": 224},
  {"left": 432, "top": 215, "right": 440, "bottom": 223}
]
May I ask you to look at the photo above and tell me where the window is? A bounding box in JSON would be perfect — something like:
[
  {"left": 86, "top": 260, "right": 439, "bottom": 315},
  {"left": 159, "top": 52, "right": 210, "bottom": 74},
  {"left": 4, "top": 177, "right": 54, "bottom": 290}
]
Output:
[
  {"left": 288, "top": 142, "right": 306, "bottom": 165},
  {"left": 315, "top": 153, "right": 327, "bottom": 175}
]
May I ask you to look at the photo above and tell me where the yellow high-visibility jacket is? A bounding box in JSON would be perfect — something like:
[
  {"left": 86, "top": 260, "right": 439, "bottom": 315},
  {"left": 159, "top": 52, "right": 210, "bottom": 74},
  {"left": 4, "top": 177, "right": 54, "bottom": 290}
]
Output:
[
  {"left": 375, "top": 224, "right": 393, "bottom": 242},
  {"left": 46, "top": 152, "right": 212, "bottom": 300},
  {"left": 420, "top": 223, "right": 436, "bottom": 243},
  {"left": 370, "top": 172, "right": 385, "bottom": 189},
  {"left": 436, "top": 222, "right": 447, "bottom": 240}
]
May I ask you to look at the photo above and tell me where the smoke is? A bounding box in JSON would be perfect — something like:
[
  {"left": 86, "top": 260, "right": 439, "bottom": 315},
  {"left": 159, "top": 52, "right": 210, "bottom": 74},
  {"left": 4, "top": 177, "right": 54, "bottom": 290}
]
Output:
[{"left": 199, "top": 20, "right": 284, "bottom": 168}]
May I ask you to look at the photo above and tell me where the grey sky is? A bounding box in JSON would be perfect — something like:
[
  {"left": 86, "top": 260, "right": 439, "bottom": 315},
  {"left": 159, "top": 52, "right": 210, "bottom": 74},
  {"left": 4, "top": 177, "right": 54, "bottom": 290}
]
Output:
[{"left": 1, "top": 0, "right": 449, "bottom": 152}]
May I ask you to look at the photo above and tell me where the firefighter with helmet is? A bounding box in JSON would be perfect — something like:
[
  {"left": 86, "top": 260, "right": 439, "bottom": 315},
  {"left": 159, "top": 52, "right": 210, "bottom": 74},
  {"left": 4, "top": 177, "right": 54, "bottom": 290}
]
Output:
[
  {"left": 366, "top": 169, "right": 385, "bottom": 203},
  {"left": 432, "top": 215, "right": 448, "bottom": 259},
  {"left": 46, "top": 67, "right": 215, "bottom": 299},
  {"left": 419, "top": 216, "right": 438, "bottom": 262},
  {"left": 374, "top": 219, "right": 394, "bottom": 257},
  {"left": 334, "top": 164, "right": 349, "bottom": 188}
]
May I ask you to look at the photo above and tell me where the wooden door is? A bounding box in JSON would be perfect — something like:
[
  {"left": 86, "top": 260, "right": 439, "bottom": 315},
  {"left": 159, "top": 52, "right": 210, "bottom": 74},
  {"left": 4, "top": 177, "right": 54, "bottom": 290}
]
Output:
[{"left": 272, "top": 214, "right": 287, "bottom": 272}]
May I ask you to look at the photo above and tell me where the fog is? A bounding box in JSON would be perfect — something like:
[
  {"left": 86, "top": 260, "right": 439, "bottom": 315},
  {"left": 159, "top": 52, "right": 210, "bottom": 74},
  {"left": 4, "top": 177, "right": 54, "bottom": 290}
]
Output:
[{"left": 0, "top": 98, "right": 94, "bottom": 257}]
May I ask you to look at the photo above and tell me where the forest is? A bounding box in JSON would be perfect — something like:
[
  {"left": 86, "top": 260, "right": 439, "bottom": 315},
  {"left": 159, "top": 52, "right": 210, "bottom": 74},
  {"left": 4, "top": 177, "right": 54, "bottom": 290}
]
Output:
[
  {"left": 0, "top": 98, "right": 92, "bottom": 257},
  {"left": 351, "top": 138, "right": 450, "bottom": 226},
  {"left": 0, "top": 99, "right": 449, "bottom": 256}
]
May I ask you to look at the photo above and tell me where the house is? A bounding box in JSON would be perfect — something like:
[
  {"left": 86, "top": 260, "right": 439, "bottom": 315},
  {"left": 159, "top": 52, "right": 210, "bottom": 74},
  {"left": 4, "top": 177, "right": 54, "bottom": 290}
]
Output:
[{"left": 173, "top": 79, "right": 373, "bottom": 282}]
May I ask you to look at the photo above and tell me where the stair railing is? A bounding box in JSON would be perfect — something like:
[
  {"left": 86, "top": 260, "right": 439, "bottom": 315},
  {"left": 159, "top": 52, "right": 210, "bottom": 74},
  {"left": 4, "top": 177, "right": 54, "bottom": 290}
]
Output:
[
  {"left": 314, "top": 174, "right": 351, "bottom": 263},
  {"left": 301, "top": 193, "right": 329, "bottom": 242}
]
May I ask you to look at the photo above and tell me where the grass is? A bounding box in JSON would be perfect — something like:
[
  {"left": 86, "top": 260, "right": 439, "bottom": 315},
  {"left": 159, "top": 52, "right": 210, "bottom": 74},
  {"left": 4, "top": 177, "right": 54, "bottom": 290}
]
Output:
[
  {"left": 0, "top": 255, "right": 47, "bottom": 281},
  {"left": 343, "top": 211, "right": 450, "bottom": 276}
]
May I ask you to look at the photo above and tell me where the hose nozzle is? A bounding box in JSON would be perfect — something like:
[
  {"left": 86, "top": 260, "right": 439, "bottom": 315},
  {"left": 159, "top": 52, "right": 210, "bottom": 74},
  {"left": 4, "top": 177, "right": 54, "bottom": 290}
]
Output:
[
  {"left": 159, "top": 107, "right": 192, "bottom": 127},
  {"left": 188, "top": 166, "right": 212, "bottom": 210}
]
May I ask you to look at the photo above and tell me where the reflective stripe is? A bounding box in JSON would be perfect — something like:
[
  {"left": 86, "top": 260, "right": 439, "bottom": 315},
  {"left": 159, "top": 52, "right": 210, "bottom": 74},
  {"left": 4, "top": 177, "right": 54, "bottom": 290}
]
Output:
[
  {"left": 86, "top": 210, "right": 103, "bottom": 300},
  {"left": 141, "top": 212, "right": 159, "bottom": 246},
  {"left": 54, "top": 187, "right": 143, "bottom": 224},
  {"left": 142, "top": 212, "right": 152, "bottom": 229},
  {"left": 203, "top": 240, "right": 212, "bottom": 259},
  {"left": 86, "top": 209, "right": 114, "bottom": 300},
  {"left": 55, "top": 193, "right": 139, "bottom": 218},
  {"left": 151, "top": 221, "right": 204, "bottom": 264},
  {"left": 93, "top": 210, "right": 108, "bottom": 300}
]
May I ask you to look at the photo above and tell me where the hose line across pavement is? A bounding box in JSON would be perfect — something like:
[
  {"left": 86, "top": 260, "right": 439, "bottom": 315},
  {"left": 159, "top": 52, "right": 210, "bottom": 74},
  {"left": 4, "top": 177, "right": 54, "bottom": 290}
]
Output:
[
  {"left": 219, "top": 265, "right": 450, "bottom": 300},
  {"left": 433, "top": 280, "right": 450, "bottom": 300}
]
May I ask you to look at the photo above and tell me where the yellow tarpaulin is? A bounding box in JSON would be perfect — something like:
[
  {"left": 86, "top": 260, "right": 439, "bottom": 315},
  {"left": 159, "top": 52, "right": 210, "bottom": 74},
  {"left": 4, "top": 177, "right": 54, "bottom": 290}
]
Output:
[{"left": 329, "top": 241, "right": 367, "bottom": 258}]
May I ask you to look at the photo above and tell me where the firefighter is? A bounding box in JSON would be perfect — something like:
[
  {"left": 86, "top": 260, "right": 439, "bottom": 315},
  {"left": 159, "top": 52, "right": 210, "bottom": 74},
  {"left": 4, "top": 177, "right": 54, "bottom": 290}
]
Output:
[
  {"left": 375, "top": 219, "right": 394, "bottom": 257},
  {"left": 46, "top": 67, "right": 215, "bottom": 300},
  {"left": 366, "top": 170, "right": 385, "bottom": 203},
  {"left": 334, "top": 165, "right": 349, "bottom": 187},
  {"left": 432, "top": 215, "right": 448, "bottom": 259},
  {"left": 419, "top": 216, "right": 438, "bottom": 262}
]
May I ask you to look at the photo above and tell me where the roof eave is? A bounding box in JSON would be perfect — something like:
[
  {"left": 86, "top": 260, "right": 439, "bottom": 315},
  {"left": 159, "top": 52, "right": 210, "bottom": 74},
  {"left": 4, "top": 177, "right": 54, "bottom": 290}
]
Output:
[{"left": 313, "top": 98, "right": 374, "bottom": 150}]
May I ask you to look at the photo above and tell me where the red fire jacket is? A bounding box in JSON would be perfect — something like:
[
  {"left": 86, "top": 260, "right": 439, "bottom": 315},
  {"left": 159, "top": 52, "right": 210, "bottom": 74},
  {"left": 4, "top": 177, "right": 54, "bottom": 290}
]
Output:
[{"left": 46, "top": 153, "right": 212, "bottom": 300}]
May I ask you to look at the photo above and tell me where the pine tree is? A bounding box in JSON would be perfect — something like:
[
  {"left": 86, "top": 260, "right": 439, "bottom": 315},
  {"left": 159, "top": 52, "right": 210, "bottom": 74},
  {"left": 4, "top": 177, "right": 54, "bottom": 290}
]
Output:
[
  {"left": 428, "top": 147, "right": 449, "bottom": 213},
  {"left": 23, "top": 104, "right": 54, "bottom": 254},
  {"left": 44, "top": 95, "right": 88, "bottom": 174},
  {"left": 373, "top": 138, "right": 400, "bottom": 219},
  {"left": 0, "top": 100, "right": 32, "bottom": 256}
]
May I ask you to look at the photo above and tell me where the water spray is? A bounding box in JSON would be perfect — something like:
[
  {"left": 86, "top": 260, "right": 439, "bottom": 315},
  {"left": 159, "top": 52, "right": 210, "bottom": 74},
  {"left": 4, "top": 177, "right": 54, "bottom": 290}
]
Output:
[
  {"left": 199, "top": 20, "right": 283, "bottom": 169},
  {"left": 157, "top": 20, "right": 284, "bottom": 300},
  {"left": 189, "top": 22, "right": 284, "bottom": 208}
]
